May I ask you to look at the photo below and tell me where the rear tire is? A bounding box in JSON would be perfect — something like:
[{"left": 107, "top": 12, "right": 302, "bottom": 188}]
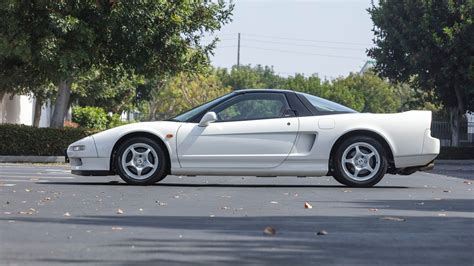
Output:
[
  {"left": 332, "top": 136, "right": 388, "bottom": 187},
  {"left": 115, "top": 137, "right": 168, "bottom": 185}
]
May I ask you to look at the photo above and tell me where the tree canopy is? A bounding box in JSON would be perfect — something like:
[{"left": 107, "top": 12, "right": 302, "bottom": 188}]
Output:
[
  {"left": 0, "top": 0, "right": 233, "bottom": 127},
  {"left": 368, "top": 0, "right": 474, "bottom": 145}
]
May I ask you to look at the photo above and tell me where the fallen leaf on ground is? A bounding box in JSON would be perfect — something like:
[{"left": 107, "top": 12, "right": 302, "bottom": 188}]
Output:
[
  {"left": 379, "top": 216, "right": 405, "bottom": 222},
  {"left": 304, "top": 202, "right": 313, "bottom": 209},
  {"left": 263, "top": 226, "right": 276, "bottom": 236},
  {"left": 116, "top": 208, "right": 124, "bottom": 214},
  {"left": 317, "top": 230, "right": 328, "bottom": 235},
  {"left": 63, "top": 212, "right": 71, "bottom": 217}
]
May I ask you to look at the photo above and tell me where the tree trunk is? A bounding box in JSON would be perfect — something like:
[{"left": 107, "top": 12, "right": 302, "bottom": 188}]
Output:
[
  {"left": 449, "top": 107, "right": 461, "bottom": 147},
  {"left": 0, "top": 90, "right": 5, "bottom": 102},
  {"left": 450, "top": 86, "right": 465, "bottom": 147},
  {"left": 50, "top": 78, "right": 73, "bottom": 128},
  {"left": 33, "top": 96, "right": 43, "bottom": 127}
]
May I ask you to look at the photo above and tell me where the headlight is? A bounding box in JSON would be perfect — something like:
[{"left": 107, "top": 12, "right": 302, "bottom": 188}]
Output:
[{"left": 71, "top": 145, "right": 85, "bottom": 151}]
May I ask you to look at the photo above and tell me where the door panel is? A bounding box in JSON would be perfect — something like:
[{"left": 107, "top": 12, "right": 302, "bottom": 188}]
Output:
[{"left": 177, "top": 118, "right": 299, "bottom": 168}]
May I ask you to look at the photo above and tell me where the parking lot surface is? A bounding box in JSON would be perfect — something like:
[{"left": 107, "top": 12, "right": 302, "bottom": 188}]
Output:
[{"left": 0, "top": 163, "right": 473, "bottom": 265}]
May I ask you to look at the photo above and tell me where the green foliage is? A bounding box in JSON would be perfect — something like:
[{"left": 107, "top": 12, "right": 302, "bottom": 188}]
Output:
[
  {"left": 147, "top": 72, "right": 232, "bottom": 120},
  {"left": 368, "top": 0, "right": 474, "bottom": 112},
  {"left": 0, "top": 1, "right": 234, "bottom": 126},
  {"left": 329, "top": 72, "right": 401, "bottom": 113},
  {"left": 217, "top": 65, "right": 285, "bottom": 90},
  {"left": 0, "top": 124, "right": 97, "bottom": 156},
  {"left": 72, "top": 106, "right": 108, "bottom": 130},
  {"left": 106, "top": 114, "right": 132, "bottom": 129}
]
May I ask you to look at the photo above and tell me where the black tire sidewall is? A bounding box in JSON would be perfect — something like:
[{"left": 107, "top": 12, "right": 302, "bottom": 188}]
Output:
[
  {"left": 116, "top": 137, "right": 167, "bottom": 185},
  {"left": 333, "top": 136, "right": 388, "bottom": 187}
]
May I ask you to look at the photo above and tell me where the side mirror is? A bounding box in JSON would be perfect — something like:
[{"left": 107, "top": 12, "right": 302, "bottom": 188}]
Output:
[{"left": 199, "top": 112, "right": 217, "bottom": 127}]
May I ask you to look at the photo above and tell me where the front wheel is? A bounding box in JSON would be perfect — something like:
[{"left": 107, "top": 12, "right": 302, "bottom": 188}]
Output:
[
  {"left": 332, "top": 136, "right": 388, "bottom": 187},
  {"left": 116, "top": 137, "right": 168, "bottom": 185}
]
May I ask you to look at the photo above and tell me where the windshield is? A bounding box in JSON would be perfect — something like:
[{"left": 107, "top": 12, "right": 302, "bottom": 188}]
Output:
[
  {"left": 170, "top": 93, "right": 233, "bottom": 122},
  {"left": 300, "top": 92, "right": 356, "bottom": 113}
]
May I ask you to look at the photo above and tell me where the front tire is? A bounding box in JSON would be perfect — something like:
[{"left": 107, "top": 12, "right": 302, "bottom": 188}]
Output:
[
  {"left": 332, "top": 136, "right": 388, "bottom": 187},
  {"left": 116, "top": 137, "right": 168, "bottom": 185}
]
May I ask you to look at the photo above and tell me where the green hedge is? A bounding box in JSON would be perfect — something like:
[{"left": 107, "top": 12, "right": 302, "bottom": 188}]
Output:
[
  {"left": 438, "top": 147, "right": 474, "bottom": 160},
  {"left": 0, "top": 124, "right": 98, "bottom": 156}
]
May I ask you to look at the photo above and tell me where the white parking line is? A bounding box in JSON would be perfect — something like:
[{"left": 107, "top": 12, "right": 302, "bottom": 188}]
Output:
[
  {"left": 0, "top": 176, "right": 74, "bottom": 179},
  {"left": 0, "top": 183, "right": 16, "bottom": 187}
]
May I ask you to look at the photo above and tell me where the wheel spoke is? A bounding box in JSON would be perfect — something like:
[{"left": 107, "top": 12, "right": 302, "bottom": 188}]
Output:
[
  {"left": 364, "top": 164, "right": 374, "bottom": 172},
  {"left": 354, "top": 145, "right": 362, "bottom": 157},
  {"left": 136, "top": 167, "right": 143, "bottom": 176},
  {"left": 353, "top": 168, "right": 360, "bottom": 178},
  {"left": 144, "top": 161, "right": 154, "bottom": 169},
  {"left": 131, "top": 147, "right": 139, "bottom": 157},
  {"left": 142, "top": 149, "right": 151, "bottom": 159},
  {"left": 343, "top": 158, "right": 354, "bottom": 164}
]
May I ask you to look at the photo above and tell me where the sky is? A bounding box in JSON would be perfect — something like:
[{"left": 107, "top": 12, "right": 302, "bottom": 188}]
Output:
[{"left": 207, "top": 0, "right": 376, "bottom": 79}]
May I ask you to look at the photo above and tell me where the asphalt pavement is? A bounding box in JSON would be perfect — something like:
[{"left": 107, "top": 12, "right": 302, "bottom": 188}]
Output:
[{"left": 0, "top": 162, "right": 473, "bottom": 265}]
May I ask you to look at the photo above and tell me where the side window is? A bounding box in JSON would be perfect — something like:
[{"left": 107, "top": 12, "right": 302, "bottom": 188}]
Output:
[{"left": 212, "top": 93, "right": 290, "bottom": 122}]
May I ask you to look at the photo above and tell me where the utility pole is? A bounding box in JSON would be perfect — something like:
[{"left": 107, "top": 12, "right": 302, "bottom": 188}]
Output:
[{"left": 237, "top": 32, "right": 240, "bottom": 68}]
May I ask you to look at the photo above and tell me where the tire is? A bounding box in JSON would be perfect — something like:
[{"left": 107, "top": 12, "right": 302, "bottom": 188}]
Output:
[
  {"left": 332, "top": 136, "right": 388, "bottom": 187},
  {"left": 115, "top": 137, "right": 168, "bottom": 185}
]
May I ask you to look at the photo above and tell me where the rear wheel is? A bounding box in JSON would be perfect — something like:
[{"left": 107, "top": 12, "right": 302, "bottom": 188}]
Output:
[
  {"left": 332, "top": 136, "right": 388, "bottom": 187},
  {"left": 116, "top": 137, "right": 168, "bottom": 185}
]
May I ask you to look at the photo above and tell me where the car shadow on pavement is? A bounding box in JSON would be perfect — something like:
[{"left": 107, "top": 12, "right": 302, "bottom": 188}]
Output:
[
  {"left": 2, "top": 213, "right": 473, "bottom": 265},
  {"left": 35, "top": 181, "right": 409, "bottom": 189}
]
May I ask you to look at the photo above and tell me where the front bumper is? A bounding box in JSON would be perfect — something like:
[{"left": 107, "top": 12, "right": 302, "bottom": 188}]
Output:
[{"left": 67, "top": 136, "right": 110, "bottom": 173}]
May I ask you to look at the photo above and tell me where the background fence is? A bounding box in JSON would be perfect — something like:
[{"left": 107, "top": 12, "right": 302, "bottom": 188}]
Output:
[{"left": 431, "top": 120, "right": 474, "bottom": 147}]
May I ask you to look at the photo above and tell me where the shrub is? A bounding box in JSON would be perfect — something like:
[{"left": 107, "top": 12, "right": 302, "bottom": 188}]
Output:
[
  {"left": 106, "top": 113, "right": 133, "bottom": 128},
  {"left": 0, "top": 124, "right": 98, "bottom": 156},
  {"left": 438, "top": 147, "right": 474, "bottom": 160},
  {"left": 72, "top": 106, "right": 108, "bottom": 130}
]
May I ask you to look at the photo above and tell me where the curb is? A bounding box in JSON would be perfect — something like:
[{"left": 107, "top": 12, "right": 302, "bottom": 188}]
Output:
[
  {"left": 435, "top": 159, "right": 474, "bottom": 165},
  {"left": 0, "top": 156, "right": 66, "bottom": 163}
]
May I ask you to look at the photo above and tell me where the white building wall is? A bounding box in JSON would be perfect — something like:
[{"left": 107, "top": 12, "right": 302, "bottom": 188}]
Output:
[{"left": 0, "top": 93, "right": 52, "bottom": 127}]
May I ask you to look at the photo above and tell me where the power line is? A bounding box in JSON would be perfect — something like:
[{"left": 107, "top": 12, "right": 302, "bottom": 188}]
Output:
[
  {"left": 243, "top": 33, "right": 372, "bottom": 46},
  {"left": 242, "top": 38, "right": 366, "bottom": 51},
  {"left": 241, "top": 45, "right": 365, "bottom": 60}
]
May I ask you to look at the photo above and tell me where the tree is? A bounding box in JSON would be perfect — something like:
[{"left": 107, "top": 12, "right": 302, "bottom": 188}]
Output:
[
  {"left": 330, "top": 72, "right": 401, "bottom": 113},
  {"left": 368, "top": 0, "right": 474, "bottom": 146},
  {"left": 217, "top": 65, "right": 285, "bottom": 90},
  {"left": 0, "top": 1, "right": 233, "bottom": 127},
  {"left": 148, "top": 72, "right": 232, "bottom": 120}
]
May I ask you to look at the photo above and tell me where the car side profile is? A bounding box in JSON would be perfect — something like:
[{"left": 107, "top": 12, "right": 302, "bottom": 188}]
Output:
[{"left": 67, "top": 89, "right": 440, "bottom": 187}]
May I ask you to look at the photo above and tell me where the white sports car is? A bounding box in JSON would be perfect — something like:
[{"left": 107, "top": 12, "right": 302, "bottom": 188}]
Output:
[{"left": 67, "top": 89, "right": 440, "bottom": 187}]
